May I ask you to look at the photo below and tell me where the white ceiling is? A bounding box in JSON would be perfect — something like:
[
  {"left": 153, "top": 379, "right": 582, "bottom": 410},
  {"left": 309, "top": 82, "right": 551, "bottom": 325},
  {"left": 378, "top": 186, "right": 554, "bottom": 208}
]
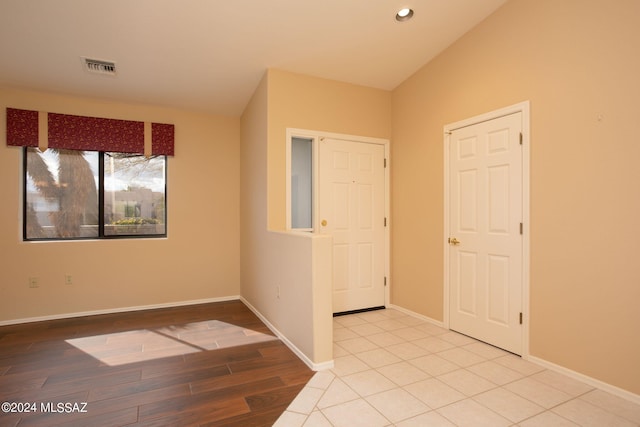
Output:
[{"left": 0, "top": 0, "right": 507, "bottom": 116}]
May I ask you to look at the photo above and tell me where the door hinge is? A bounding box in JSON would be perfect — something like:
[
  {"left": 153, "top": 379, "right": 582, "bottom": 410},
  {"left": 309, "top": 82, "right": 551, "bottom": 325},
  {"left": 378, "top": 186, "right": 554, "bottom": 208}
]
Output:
[
  {"left": 519, "top": 312, "right": 523, "bottom": 324},
  {"left": 384, "top": 158, "right": 387, "bottom": 168},
  {"left": 519, "top": 132, "right": 523, "bottom": 145},
  {"left": 520, "top": 222, "right": 523, "bottom": 235},
  {"left": 384, "top": 276, "right": 387, "bottom": 286},
  {"left": 384, "top": 217, "right": 387, "bottom": 227}
]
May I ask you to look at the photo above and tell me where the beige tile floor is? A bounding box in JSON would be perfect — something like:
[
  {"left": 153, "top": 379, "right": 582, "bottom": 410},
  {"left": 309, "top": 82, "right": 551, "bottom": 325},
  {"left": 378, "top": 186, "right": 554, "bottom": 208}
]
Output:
[{"left": 275, "top": 308, "right": 640, "bottom": 426}]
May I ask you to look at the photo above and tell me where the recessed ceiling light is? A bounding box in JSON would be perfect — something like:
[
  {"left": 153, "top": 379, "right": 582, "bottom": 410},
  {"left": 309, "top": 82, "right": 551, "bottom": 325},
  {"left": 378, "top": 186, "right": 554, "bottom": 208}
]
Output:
[{"left": 396, "top": 8, "right": 414, "bottom": 22}]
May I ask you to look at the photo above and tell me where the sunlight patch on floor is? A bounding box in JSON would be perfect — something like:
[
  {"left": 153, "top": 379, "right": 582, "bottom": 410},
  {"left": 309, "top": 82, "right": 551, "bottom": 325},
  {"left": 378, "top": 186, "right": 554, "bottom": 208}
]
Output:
[{"left": 66, "top": 320, "right": 278, "bottom": 366}]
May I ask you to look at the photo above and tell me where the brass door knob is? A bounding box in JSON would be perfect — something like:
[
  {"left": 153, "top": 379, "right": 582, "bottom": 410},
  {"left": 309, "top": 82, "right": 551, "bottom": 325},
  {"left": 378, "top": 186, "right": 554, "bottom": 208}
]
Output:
[
  {"left": 449, "top": 237, "right": 460, "bottom": 245},
  {"left": 321, "top": 219, "right": 327, "bottom": 227}
]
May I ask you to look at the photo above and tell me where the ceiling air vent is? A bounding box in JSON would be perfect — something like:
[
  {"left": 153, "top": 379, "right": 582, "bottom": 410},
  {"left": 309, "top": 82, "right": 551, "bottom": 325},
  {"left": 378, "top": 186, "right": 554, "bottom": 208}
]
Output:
[{"left": 81, "top": 57, "right": 117, "bottom": 76}]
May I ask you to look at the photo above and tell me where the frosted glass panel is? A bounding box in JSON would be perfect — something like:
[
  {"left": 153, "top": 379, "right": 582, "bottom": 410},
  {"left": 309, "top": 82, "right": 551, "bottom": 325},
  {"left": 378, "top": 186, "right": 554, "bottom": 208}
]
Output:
[{"left": 291, "top": 137, "right": 313, "bottom": 229}]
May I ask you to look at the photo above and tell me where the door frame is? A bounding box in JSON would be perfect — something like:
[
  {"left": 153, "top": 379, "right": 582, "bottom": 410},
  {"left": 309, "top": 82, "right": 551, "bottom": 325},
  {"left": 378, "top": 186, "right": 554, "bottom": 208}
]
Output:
[
  {"left": 443, "top": 101, "right": 530, "bottom": 357},
  {"left": 286, "top": 128, "right": 391, "bottom": 309}
]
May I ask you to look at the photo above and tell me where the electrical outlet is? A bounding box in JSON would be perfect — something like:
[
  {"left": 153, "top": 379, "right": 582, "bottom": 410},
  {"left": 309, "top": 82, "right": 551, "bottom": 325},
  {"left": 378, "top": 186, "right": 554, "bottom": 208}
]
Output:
[
  {"left": 65, "top": 274, "right": 73, "bottom": 285},
  {"left": 28, "top": 277, "right": 39, "bottom": 288}
]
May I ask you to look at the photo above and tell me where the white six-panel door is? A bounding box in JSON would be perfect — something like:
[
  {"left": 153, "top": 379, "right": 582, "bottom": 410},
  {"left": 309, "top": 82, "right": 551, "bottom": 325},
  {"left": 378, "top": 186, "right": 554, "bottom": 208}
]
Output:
[
  {"left": 319, "top": 138, "right": 386, "bottom": 314},
  {"left": 448, "top": 112, "right": 523, "bottom": 355}
]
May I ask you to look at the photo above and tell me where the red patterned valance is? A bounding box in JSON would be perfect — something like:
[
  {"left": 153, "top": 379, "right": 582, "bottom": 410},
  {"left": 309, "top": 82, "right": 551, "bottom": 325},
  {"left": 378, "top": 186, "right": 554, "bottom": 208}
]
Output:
[
  {"left": 6, "top": 108, "right": 174, "bottom": 156},
  {"left": 6, "top": 108, "right": 39, "bottom": 147},
  {"left": 152, "top": 123, "right": 175, "bottom": 156},
  {"left": 48, "top": 112, "right": 144, "bottom": 153}
]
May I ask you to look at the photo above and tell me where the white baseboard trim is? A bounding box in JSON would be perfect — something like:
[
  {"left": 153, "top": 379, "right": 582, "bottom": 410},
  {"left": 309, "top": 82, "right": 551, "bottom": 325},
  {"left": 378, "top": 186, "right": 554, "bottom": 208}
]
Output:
[
  {"left": 527, "top": 355, "right": 640, "bottom": 406},
  {"left": 240, "top": 296, "right": 334, "bottom": 372},
  {"left": 387, "top": 304, "right": 445, "bottom": 328},
  {"left": 0, "top": 295, "right": 241, "bottom": 327},
  {"left": 311, "top": 359, "right": 335, "bottom": 371}
]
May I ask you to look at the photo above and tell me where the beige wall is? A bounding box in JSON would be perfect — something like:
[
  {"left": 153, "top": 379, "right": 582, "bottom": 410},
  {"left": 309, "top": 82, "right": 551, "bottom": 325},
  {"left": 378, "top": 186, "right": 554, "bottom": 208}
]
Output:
[
  {"left": 391, "top": 0, "right": 640, "bottom": 394},
  {"left": 266, "top": 69, "right": 392, "bottom": 229},
  {"left": 0, "top": 87, "right": 241, "bottom": 322},
  {"left": 239, "top": 70, "right": 391, "bottom": 365},
  {"left": 241, "top": 72, "right": 328, "bottom": 365},
  {"left": 4, "top": 0, "right": 638, "bottom": 396},
  {"left": 240, "top": 73, "right": 269, "bottom": 309}
]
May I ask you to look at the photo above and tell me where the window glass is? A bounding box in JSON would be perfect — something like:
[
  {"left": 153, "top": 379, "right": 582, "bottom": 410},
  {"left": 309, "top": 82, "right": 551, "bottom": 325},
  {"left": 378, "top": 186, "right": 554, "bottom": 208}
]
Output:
[
  {"left": 104, "top": 154, "right": 166, "bottom": 236},
  {"left": 25, "top": 148, "right": 99, "bottom": 239},
  {"left": 291, "top": 137, "right": 313, "bottom": 229},
  {"left": 24, "top": 148, "right": 166, "bottom": 240}
]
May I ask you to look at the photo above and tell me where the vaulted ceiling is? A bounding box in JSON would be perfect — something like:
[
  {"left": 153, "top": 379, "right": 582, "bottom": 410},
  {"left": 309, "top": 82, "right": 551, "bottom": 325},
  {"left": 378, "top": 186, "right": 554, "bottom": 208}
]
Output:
[{"left": 0, "top": 0, "right": 507, "bottom": 116}]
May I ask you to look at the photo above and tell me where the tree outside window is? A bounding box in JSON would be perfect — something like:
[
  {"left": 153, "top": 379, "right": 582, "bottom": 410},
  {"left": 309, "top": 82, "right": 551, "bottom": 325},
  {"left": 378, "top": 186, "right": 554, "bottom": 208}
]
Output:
[{"left": 24, "top": 148, "right": 166, "bottom": 240}]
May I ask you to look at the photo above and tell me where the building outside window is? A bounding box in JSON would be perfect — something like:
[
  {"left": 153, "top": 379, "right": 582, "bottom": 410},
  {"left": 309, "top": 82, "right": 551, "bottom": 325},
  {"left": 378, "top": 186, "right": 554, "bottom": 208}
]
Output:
[{"left": 24, "top": 148, "right": 167, "bottom": 240}]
